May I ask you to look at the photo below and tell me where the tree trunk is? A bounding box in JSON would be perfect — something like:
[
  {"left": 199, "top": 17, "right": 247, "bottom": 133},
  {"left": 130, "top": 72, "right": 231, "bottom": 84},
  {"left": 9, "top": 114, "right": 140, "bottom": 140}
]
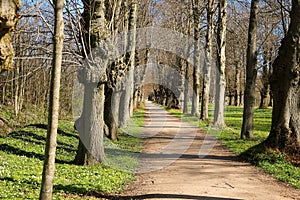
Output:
[
  {"left": 0, "top": 0, "right": 21, "bottom": 72},
  {"left": 259, "top": 48, "right": 270, "bottom": 109},
  {"left": 183, "top": 60, "right": 190, "bottom": 114},
  {"left": 268, "top": 90, "right": 273, "bottom": 107},
  {"left": 14, "top": 64, "right": 20, "bottom": 116},
  {"left": 119, "top": 1, "right": 137, "bottom": 127},
  {"left": 259, "top": 90, "right": 268, "bottom": 109},
  {"left": 74, "top": 0, "right": 107, "bottom": 165},
  {"left": 201, "top": 0, "right": 214, "bottom": 120},
  {"left": 105, "top": 0, "right": 123, "bottom": 136},
  {"left": 241, "top": 0, "right": 259, "bottom": 139},
  {"left": 264, "top": 0, "right": 300, "bottom": 153},
  {"left": 239, "top": 91, "right": 244, "bottom": 106},
  {"left": 234, "top": 60, "right": 241, "bottom": 106},
  {"left": 104, "top": 86, "right": 118, "bottom": 141},
  {"left": 75, "top": 83, "right": 107, "bottom": 165},
  {"left": 39, "top": 0, "right": 64, "bottom": 198},
  {"left": 183, "top": 4, "right": 193, "bottom": 115},
  {"left": 132, "top": 51, "right": 143, "bottom": 110},
  {"left": 177, "top": 59, "right": 185, "bottom": 110},
  {"left": 118, "top": 1, "right": 130, "bottom": 127},
  {"left": 191, "top": 0, "right": 201, "bottom": 117},
  {"left": 213, "top": 0, "right": 227, "bottom": 127}
]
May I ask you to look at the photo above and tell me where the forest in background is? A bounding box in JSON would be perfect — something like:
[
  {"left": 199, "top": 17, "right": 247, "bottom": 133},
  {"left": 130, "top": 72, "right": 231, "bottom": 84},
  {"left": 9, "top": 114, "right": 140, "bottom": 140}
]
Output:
[{"left": 0, "top": 0, "right": 285, "bottom": 116}]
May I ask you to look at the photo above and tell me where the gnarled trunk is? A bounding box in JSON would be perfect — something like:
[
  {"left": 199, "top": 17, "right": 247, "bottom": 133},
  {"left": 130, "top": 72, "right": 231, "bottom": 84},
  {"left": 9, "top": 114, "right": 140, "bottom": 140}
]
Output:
[
  {"left": 0, "top": 0, "right": 21, "bottom": 72},
  {"left": 74, "top": 0, "right": 107, "bottom": 165},
  {"left": 264, "top": 0, "right": 300, "bottom": 153}
]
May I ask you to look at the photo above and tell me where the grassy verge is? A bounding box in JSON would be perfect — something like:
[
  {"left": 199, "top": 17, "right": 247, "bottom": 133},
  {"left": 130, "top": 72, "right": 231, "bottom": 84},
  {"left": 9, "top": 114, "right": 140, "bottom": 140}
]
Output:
[
  {"left": 166, "top": 105, "right": 300, "bottom": 190},
  {"left": 0, "top": 105, "right": 145, "bottom": 199},
  {"left": 105, "top": 104, "right": 145, "bottom": 172}
]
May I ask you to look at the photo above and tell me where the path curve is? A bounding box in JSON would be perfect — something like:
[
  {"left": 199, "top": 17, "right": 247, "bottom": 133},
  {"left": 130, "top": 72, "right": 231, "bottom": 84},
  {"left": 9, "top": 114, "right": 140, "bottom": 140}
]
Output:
[{"left": 122, "top": 102, "right": 300, "bottom": 199}]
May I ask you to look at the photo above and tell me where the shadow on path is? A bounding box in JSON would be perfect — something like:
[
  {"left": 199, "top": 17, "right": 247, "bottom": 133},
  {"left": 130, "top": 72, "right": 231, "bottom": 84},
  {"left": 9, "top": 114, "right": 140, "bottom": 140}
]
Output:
[{"left": 89, "top": 192, "right": 242, "bottom": 200}]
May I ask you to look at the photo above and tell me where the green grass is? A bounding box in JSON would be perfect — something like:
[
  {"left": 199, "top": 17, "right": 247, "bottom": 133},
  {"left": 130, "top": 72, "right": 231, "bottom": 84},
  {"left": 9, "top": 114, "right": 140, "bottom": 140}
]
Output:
[
  {"left": 118, "top": 104, "right": 145, "bottom": 152},
  {"left": 0, "top": 105, "right": 145, "bottom": 199},
  {"left": 166, "top": 105, "right": 300, "bottom": 190},
  {"left": 105, "top": 105, "right": 145, "bottom": 172},
  {"left": 0, "top": 105, "right": 47, "bottom": 136}
]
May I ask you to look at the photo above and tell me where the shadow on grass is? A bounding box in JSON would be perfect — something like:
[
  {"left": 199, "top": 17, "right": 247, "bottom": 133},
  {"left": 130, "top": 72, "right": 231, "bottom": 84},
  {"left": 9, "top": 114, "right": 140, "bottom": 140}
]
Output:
[
  {"left": 220, "top": 137, "right": 263, "bottom": 142},
  {"left": 53, "top": 184, "right": 89, "bottom": 195},
  {"left": 25, "top": 123, "right": 78, "bottom": 139},
  {"left": 0, "top": 143, "right": 73, "bottom": 164},
  {"left": 88, "top": 192, "right": 242, "bottom": 200},
  {"left": 0, "top": 177, "right": 40, "bottom": 189},
  {"left": 9, "top": 130, "right": 76, "bottom": 150},
  {"left": 238, "top": 143, "right": 265, "bottom": 164}
]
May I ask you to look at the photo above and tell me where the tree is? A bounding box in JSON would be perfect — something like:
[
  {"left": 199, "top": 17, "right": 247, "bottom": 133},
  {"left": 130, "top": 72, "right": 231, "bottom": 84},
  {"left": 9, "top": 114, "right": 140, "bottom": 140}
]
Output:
[
  {"left": 191, "top": 0, "right": 201, "bottom": 117},
  {"left": 201, "top": 0, "right": 214, "bottom": 120},
  {"left": 259, "top": 46, "right": 271, "bottom": 109},
  {"left": 226, "top": 1, "right": 249, "bottom": 108},
  {"left": 104, "top": 0, "right": 123, "bottom": 141},
  {"left": 241, "top": 0, "right": 259, "bottom": 139},
  {"left": 0, "top": 0, "right": 21, "bottom": 72},
  {"left": 74, "top": 0, "right": 107, "bottom": 165},
  {"left": 213, "top": 0, "right": 227, "bottom": 127},
  {"left": 119, "top": 0, "right": 137, "bottom": 128},
  {"left": 264, "top": 0, "right": 300, "bottom": 154},
  {"left": 39, "top": 0, "right": 64, "bottom": 198},
  {"left": 234, "top": 60, "right": 241, "bottom": 106}
]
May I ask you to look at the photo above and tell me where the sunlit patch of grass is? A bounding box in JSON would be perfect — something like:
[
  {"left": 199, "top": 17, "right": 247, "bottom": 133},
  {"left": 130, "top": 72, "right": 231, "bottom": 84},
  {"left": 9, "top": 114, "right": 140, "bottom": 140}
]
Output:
[
  {"left": 105, "top": 105, "right": 145, "bottom": 173},
  {"left": 117, "top": 105, "right": 144, "bottom": 153}
]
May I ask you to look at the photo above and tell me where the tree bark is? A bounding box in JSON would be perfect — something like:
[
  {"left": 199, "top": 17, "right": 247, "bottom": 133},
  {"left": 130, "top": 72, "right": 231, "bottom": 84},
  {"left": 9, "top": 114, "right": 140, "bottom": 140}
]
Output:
[
  {"left": 183, "top": 60, "right": 190, "bottom": 114},
  {"left": 183, "top": 3, "right": 193, "bottom": 114},
  {"left": 104, "top": 86, "right": 118, "bottom": 141},
  {"left": 264, "top": 0, "right": 300, "bottom": 153},
  {"left": 74, "top": 0, "right": 107, "bottom": 165},
  {"left": 201, "top": 0, "right": 214, "bottom": 120},
  {"left": 234, "top": 60, "right": 241, "bottom": 106},
  {"left": 241, "top": 0, "right": 259, "bottom": 139},
  {"left": 0, "top": 0, "right": 21, "bottom": 72},
  {"left": 119, "top": 1, "right": 137, "bottom": 127},
  {"left": 39, "top": 0, "right": 64, "bottom": 198},
  {"left": 259, "top": 48, "right": 270, "bottom": 109},
  {"left": 213, "top": 0, "right": 227, "bottom": 127},
  {"left": 191, "top": 0, "right": 201, "bottom": 117},
  {"left": 268, "top": 90, "right": 273, "bottom": 107}
]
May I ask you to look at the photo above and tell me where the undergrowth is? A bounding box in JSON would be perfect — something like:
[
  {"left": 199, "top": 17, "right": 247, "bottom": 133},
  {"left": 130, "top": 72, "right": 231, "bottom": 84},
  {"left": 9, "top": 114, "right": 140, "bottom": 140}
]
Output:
[{"left": 0, "top": 105, "right": 144, "bottom": 199}]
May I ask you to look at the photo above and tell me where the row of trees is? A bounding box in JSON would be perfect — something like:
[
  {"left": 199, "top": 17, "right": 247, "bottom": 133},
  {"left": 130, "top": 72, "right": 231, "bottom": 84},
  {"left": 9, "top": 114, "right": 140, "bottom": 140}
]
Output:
[
  {"left": 146, "top": 0, "right": 287, "bottom": 132},
  {"left": 143, "top": 0, "right": 299, "bottom": 159},
  {"left": 0, "top": 1, "right": 283, "bottom": 123},
  {"left": 0, "top": 0, "right": 299, "bottom": 199}
]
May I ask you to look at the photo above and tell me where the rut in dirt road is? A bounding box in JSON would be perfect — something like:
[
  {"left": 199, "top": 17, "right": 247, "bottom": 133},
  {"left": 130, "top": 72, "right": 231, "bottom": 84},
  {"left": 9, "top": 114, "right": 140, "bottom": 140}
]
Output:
[{"left": 121, "top": 102, "right": 300, "bottom": 200}]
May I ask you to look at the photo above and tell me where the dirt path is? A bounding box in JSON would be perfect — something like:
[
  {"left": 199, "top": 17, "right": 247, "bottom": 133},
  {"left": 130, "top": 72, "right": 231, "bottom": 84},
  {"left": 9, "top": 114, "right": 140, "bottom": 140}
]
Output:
[{"left": 122, "top": 102, "right": 300, "bottom": 200}]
